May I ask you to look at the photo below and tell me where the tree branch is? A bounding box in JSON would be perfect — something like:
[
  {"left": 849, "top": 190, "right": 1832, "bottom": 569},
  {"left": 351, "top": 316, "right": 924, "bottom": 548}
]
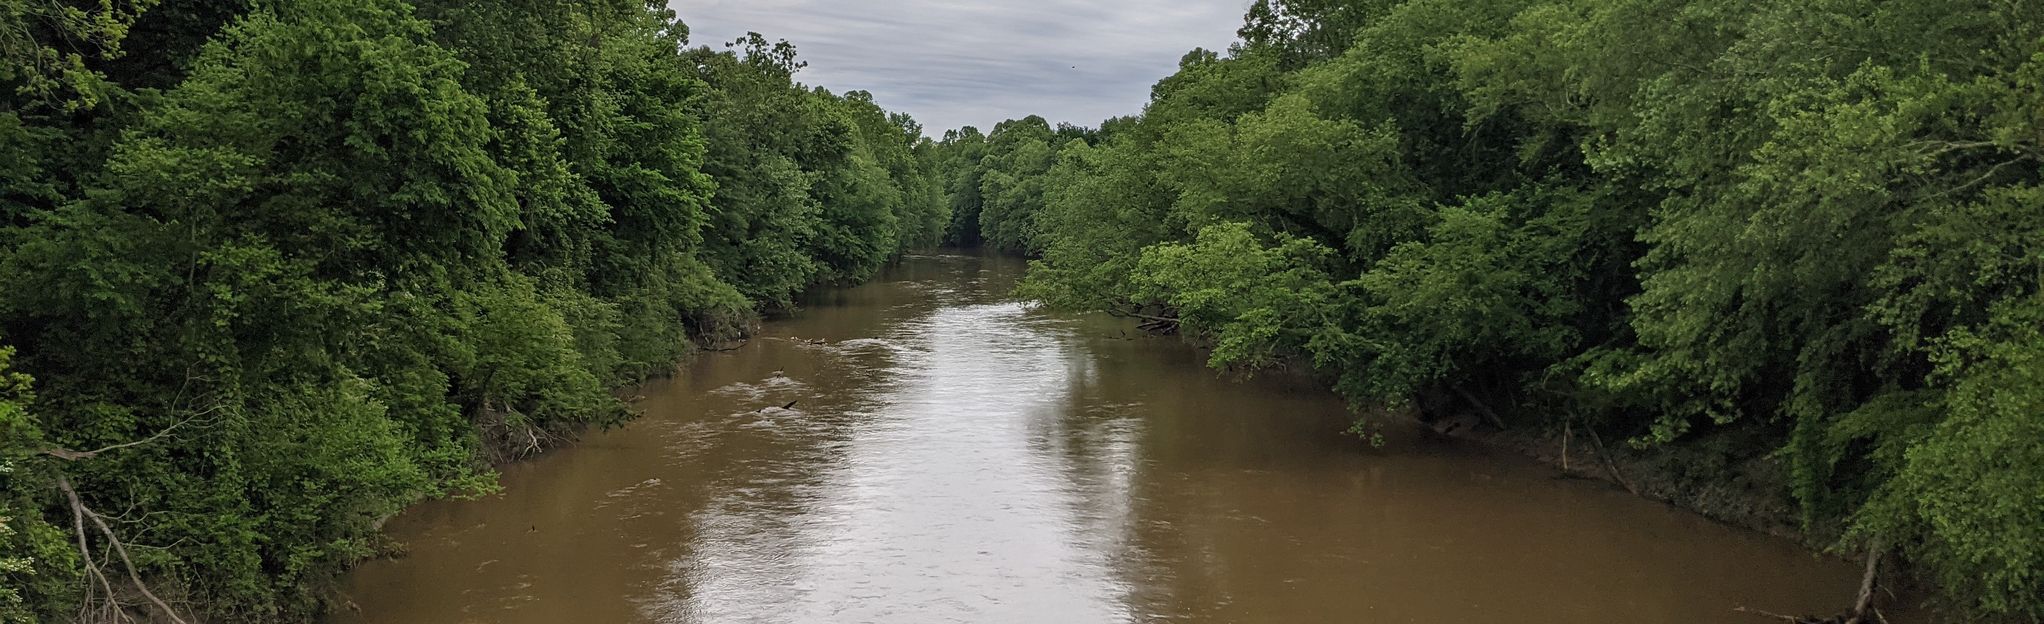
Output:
[
  {"left": 63, "top": 475, "right": 123, "bottom": 623},
  {"left": 41, "top": 418, "right": 192, "bottom": 462},
  {"left": 1450, "top": 384, "right": 1508, "bottom": 431},
  {"left": 1847, "top": 542, "right": 1886, "bottom": 624},
  {"left": 1104, "top": 307, "right": 1180, "bottom": 325},
  {"left": 1586, "top": 427, "right": 1640, "bottom": 496},
  {"left": 57, "top": 475, "right": 190, "bottom": 624},
  {"left": 1921, "top": 155, "right": 2035, "bottom": 201}
]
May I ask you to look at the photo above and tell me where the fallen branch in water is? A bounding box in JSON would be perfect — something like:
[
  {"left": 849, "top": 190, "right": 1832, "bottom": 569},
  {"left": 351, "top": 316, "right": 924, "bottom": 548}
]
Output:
[{"left": 1848, "top": 543, "right": 1887, "bottom": 624}]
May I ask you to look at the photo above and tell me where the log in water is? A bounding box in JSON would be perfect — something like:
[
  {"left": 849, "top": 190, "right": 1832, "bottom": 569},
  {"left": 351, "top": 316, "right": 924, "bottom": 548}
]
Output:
[{"left": 334, "top": 252, "right": 1875, "bottom": 623}]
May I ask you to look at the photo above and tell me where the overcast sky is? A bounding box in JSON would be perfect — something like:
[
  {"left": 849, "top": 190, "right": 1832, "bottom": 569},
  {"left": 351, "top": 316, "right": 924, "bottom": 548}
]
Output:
[{"left": 669, "top": 0, "right": 1252, "bottom": 135}]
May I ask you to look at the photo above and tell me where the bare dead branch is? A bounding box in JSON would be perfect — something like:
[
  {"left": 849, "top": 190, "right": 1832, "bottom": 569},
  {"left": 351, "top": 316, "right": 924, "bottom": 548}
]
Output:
[
  {"left": 57, "top": 475, "right": 190, "bottom": 624},
  {"left": 1562, "top": 420, "right": 1572, "bottom": 473},
  {"left": 1847, "top": 543, "right": 1886, "bottom": 624},
  {"left": 1586, "top": 427, "right": 1641, "bottom": 496},
  {"left": 1921, "top": 154, "right": 2035, "bottom": 201},
  {"left": 41, "top": 418, "right": 193, "bottom": 462},
  {"left": 63, "top": 475, "right": 124, "bottom": 623}
]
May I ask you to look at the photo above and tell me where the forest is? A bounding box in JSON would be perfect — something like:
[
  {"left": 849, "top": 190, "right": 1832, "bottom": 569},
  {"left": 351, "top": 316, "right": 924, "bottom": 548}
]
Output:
[
  {"left": 931, "top": 0, "right": 2042, "bottom": 621},
  {"left": 1, "top": 0, "right": 944, "bottom": 621},
  {"left": 2, "top": 0, "right": 2041, "bottom": 622}
]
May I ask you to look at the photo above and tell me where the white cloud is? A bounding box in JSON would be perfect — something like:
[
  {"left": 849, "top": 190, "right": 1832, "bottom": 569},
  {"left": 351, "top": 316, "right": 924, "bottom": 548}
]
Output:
[{"left": 670, "top": 0, "right": 1251, "bottom": 134}]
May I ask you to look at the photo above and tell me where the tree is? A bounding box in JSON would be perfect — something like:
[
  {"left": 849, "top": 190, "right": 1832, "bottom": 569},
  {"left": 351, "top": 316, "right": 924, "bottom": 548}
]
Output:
[{"left": 996, "top": 0, "right": 2044, "bottom": 618}]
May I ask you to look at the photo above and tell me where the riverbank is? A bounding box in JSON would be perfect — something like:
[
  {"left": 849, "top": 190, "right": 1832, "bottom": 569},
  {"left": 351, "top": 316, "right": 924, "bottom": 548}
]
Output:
[
  {"left": 1416, "top": 414, "right": 1814, "bottom": 543},
  {"left": 1384, "top": 388, "right": 1947, "bottom": 624},
  {"left": 1159, "top": 337, "right": 1899, "bottom": 617}
]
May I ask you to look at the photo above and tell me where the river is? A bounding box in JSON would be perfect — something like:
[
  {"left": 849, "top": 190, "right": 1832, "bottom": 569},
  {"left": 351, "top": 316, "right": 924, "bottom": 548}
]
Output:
[{"left": 334, "top": 251, "right": 1871, "bottom": 623}]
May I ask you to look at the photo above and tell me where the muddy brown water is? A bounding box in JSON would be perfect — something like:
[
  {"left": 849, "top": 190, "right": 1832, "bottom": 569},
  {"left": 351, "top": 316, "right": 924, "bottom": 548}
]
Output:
[{"left": 334, "top": 251, "right": 1878, "bottom": 624}]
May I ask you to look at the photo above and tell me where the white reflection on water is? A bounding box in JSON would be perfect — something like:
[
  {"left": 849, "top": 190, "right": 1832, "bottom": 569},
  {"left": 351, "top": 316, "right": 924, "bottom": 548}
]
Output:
[{"left": 663, "top": 302, "right": 1135, "bottom": 624}]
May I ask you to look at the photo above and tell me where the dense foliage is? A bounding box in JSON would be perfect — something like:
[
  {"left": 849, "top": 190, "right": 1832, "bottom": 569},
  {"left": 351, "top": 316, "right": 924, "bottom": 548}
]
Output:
[
  {"left": 0, "top": 0, "right": 942, "bottom": 621},
  {"left": 940, "top": 0, "right": 2044, "bottom": 619}
]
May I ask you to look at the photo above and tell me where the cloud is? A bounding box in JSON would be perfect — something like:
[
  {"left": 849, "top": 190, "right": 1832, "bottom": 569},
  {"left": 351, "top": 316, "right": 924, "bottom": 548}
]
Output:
[{"left": 669, "top": 0, "right": 1251, "bottom": 135}]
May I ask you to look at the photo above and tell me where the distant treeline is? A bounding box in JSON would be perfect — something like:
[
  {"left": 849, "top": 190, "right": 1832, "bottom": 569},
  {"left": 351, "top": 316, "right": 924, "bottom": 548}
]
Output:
[
  {"left": 1, "top": 0, "right": 943, "bottom": 621},
  {"left": 930, "top": 0, "right": 2043, "bottom": 620}
]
